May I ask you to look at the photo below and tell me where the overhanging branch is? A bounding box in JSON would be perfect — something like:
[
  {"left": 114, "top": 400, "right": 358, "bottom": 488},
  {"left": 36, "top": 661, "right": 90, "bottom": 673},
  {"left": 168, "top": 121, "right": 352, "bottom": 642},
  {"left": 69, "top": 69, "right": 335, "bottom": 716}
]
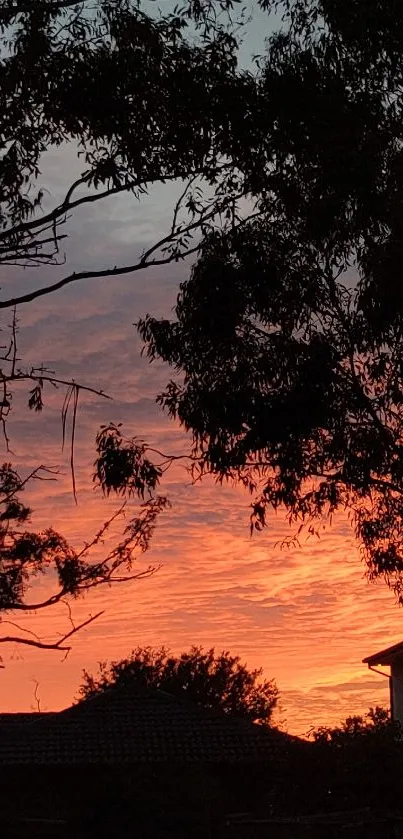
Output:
[{"left": 0, "top": 193, "right": 251, "bottom": 309}]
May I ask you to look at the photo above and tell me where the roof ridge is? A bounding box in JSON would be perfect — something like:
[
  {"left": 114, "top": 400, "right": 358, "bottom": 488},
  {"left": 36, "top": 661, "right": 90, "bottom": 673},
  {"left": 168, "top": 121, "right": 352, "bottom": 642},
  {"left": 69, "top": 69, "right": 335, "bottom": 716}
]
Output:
[{"left": 61, "top": 677, "right": 177, "bottom": 717}]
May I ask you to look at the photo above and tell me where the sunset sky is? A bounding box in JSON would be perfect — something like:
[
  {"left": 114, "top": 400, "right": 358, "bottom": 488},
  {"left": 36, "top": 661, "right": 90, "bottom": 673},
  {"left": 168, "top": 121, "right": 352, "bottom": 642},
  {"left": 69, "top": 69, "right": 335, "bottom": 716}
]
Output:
[{"left": 0, "top": 1, "right": 400, "bottom": 737}]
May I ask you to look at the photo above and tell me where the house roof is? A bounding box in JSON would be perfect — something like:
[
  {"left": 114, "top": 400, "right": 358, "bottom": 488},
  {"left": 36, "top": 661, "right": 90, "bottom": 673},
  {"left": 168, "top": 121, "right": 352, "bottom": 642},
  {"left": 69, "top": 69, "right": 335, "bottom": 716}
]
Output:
[
  {"left": 363, "top": 639, "right": 403, "bottom": 666},
  {"left": 0, "top": 681, "right": 301, "bottom": 766},
  {"left": 0, "top": 712, "right": 54, "bottom": 726}
]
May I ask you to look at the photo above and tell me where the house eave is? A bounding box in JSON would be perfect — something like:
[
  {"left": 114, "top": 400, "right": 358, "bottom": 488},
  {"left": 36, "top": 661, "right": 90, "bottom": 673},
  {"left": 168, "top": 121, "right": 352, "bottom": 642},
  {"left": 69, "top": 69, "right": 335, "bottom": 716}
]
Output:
[{"left": 363, "top": 640, "right": 403, "bottom": 667}]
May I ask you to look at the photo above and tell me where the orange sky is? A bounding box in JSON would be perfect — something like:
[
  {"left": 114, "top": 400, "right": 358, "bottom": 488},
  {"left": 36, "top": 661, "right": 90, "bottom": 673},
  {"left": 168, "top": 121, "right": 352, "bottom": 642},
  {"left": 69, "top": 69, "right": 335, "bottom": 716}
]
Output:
[{"left": 0, "top": 133, "right": 400, "bottom": 738}]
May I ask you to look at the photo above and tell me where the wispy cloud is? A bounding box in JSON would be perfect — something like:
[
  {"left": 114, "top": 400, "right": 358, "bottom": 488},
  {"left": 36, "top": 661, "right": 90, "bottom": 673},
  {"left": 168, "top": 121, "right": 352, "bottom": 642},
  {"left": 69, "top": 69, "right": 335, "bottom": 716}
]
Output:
[{"left": 0, "top": 147, "right": 398, "bottom": 736}]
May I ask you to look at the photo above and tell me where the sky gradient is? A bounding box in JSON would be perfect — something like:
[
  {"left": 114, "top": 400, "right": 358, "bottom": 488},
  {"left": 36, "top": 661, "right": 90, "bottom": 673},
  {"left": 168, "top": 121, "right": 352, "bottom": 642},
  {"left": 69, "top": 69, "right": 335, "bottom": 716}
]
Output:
[{"left": 0, "top": 6, "right": 401, "bottom": 736}]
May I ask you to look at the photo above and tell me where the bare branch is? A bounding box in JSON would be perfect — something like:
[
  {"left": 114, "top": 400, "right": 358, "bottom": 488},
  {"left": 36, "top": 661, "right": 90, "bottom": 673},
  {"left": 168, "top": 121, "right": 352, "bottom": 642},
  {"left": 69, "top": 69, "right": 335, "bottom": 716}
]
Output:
[
  {"left": 54, "top": 609, "right": 104, "bottom": 645},
  {"left": 7, "top": 564, "right": 158, "bottom": 612},
  {"left": 0, "top": 169, "right": 219, "bottom": 247},
  {"left": 5, "top": 372, "right": 111, "bottom": 401},
  {"left": 0, "top": 610, "right": 104, "bottom": 651},
  {"left": 0, "top": 249, "right": 197, "bottom": 310},
  {"left": 0, "top": 194, "right": 247, "bottom": 310}
]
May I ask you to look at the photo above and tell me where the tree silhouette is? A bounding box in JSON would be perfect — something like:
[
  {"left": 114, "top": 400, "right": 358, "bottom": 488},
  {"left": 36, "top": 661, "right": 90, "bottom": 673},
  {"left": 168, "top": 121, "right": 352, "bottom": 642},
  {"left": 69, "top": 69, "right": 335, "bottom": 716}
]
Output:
[
  {"left": 139, "top": 0, "right": 403, "bottom": 601},
  {"left": 0, "top": 0, "right": 253, "bottom": 651},
  {"left": 0, "top": 0, "right": 254, "bottom": 444},
  {"left": 311, "top": 706, "right": 398, "bottom": 745},
  {"left": 0, "top": 0, "right": 251, "bottom": 294},
  {"left": 6, "top": 0, "right": 403, "bottom": 647},
  {"left": 305, "top": 707, "right": 403, "bottom": 813},
  {"left": 78, "top": 644, "right": 279, "bottom": 725},
  {"left": 271, "top": 706, "right": 403, "bottom": 815},
  {"left": 0, "top": 460, "right": 169, "bottom": 655}
]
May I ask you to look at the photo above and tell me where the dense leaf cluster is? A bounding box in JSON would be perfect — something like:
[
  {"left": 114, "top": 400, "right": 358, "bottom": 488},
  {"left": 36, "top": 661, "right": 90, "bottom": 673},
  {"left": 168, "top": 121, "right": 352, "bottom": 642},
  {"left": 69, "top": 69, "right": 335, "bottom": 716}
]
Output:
[{"left": 140, "top": 0, "right": 403, "bottom": 599}]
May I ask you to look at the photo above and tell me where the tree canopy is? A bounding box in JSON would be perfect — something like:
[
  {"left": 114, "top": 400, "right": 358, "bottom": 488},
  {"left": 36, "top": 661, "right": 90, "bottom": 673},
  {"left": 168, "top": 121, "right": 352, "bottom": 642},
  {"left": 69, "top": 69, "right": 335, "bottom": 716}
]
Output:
[
  {"left": 0, "top": 0, "right": 251, "bottom": 291},
  {"left": 311, "top": 705, "right": 398, "bottom": 745},
  {"left": 78, "top": 644, "right": 279, "bottom": 725},
  {"left": 0, "top": 0, "right": 257, "bottom": 652},
  {"left": 271, "top": 706, "right": 403, "bottom": 816},
  {"left": 4, "top": 0, "right": 403, "bottom": 653},
  {"left": 0, "top": 458, "right": 169, "bottom": 654},
  {"left": 305, "top": 707, "right": 403, "bottom": 813},
  {"left": 139, "top": 0, "right": 403, "bottom": 601}
]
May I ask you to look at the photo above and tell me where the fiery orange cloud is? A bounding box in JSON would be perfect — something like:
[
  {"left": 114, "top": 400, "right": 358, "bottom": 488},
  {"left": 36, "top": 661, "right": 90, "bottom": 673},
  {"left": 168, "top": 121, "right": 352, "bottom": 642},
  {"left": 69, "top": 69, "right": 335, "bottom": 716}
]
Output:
[{"left": 0, "top": 158, "right": 396, "bottom": 737}]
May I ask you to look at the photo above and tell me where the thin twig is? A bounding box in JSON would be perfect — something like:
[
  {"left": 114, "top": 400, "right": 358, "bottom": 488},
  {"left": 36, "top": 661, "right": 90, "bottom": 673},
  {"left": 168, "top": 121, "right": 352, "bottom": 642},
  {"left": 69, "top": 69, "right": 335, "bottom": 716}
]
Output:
[
  {"left": 76, "top": 503, "right": 126, "bottom": 559},
  {"left": 0, "top": 619, "right": 41, "bottom": 640},
  {"left": 1, "top": 416, "right": 12, "bottom": 453},
  {"left": 70, "top": 385, "right": 79, "bottom": 504},
  {"left": 77, "top": 566, "right": 159, "bottom": 591},
  {"left": 60, "top": 599, "right": 75, "bottom": 631},
  {"left": 170, "top": 175, "right": 198, "bottom": 236},
  {"left": 0, "top": 466, "right": 58, "bottom": 507},
  {"left": 32, "top": 679, "right": 42, "bottom": 712},
  {"left": 61, "top": 385, "right": 74, "bottom": 452},
  {"left": 10, "top": 307, "right": 18, "bottom": 376}
]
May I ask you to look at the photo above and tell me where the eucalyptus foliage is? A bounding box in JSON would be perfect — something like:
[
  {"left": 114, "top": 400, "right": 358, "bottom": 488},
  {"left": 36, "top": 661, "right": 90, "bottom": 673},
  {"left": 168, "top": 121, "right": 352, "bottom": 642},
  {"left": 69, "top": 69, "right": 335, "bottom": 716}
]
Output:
[{"left": 140, "top": 0, "right": 403, "bottom": 600}]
